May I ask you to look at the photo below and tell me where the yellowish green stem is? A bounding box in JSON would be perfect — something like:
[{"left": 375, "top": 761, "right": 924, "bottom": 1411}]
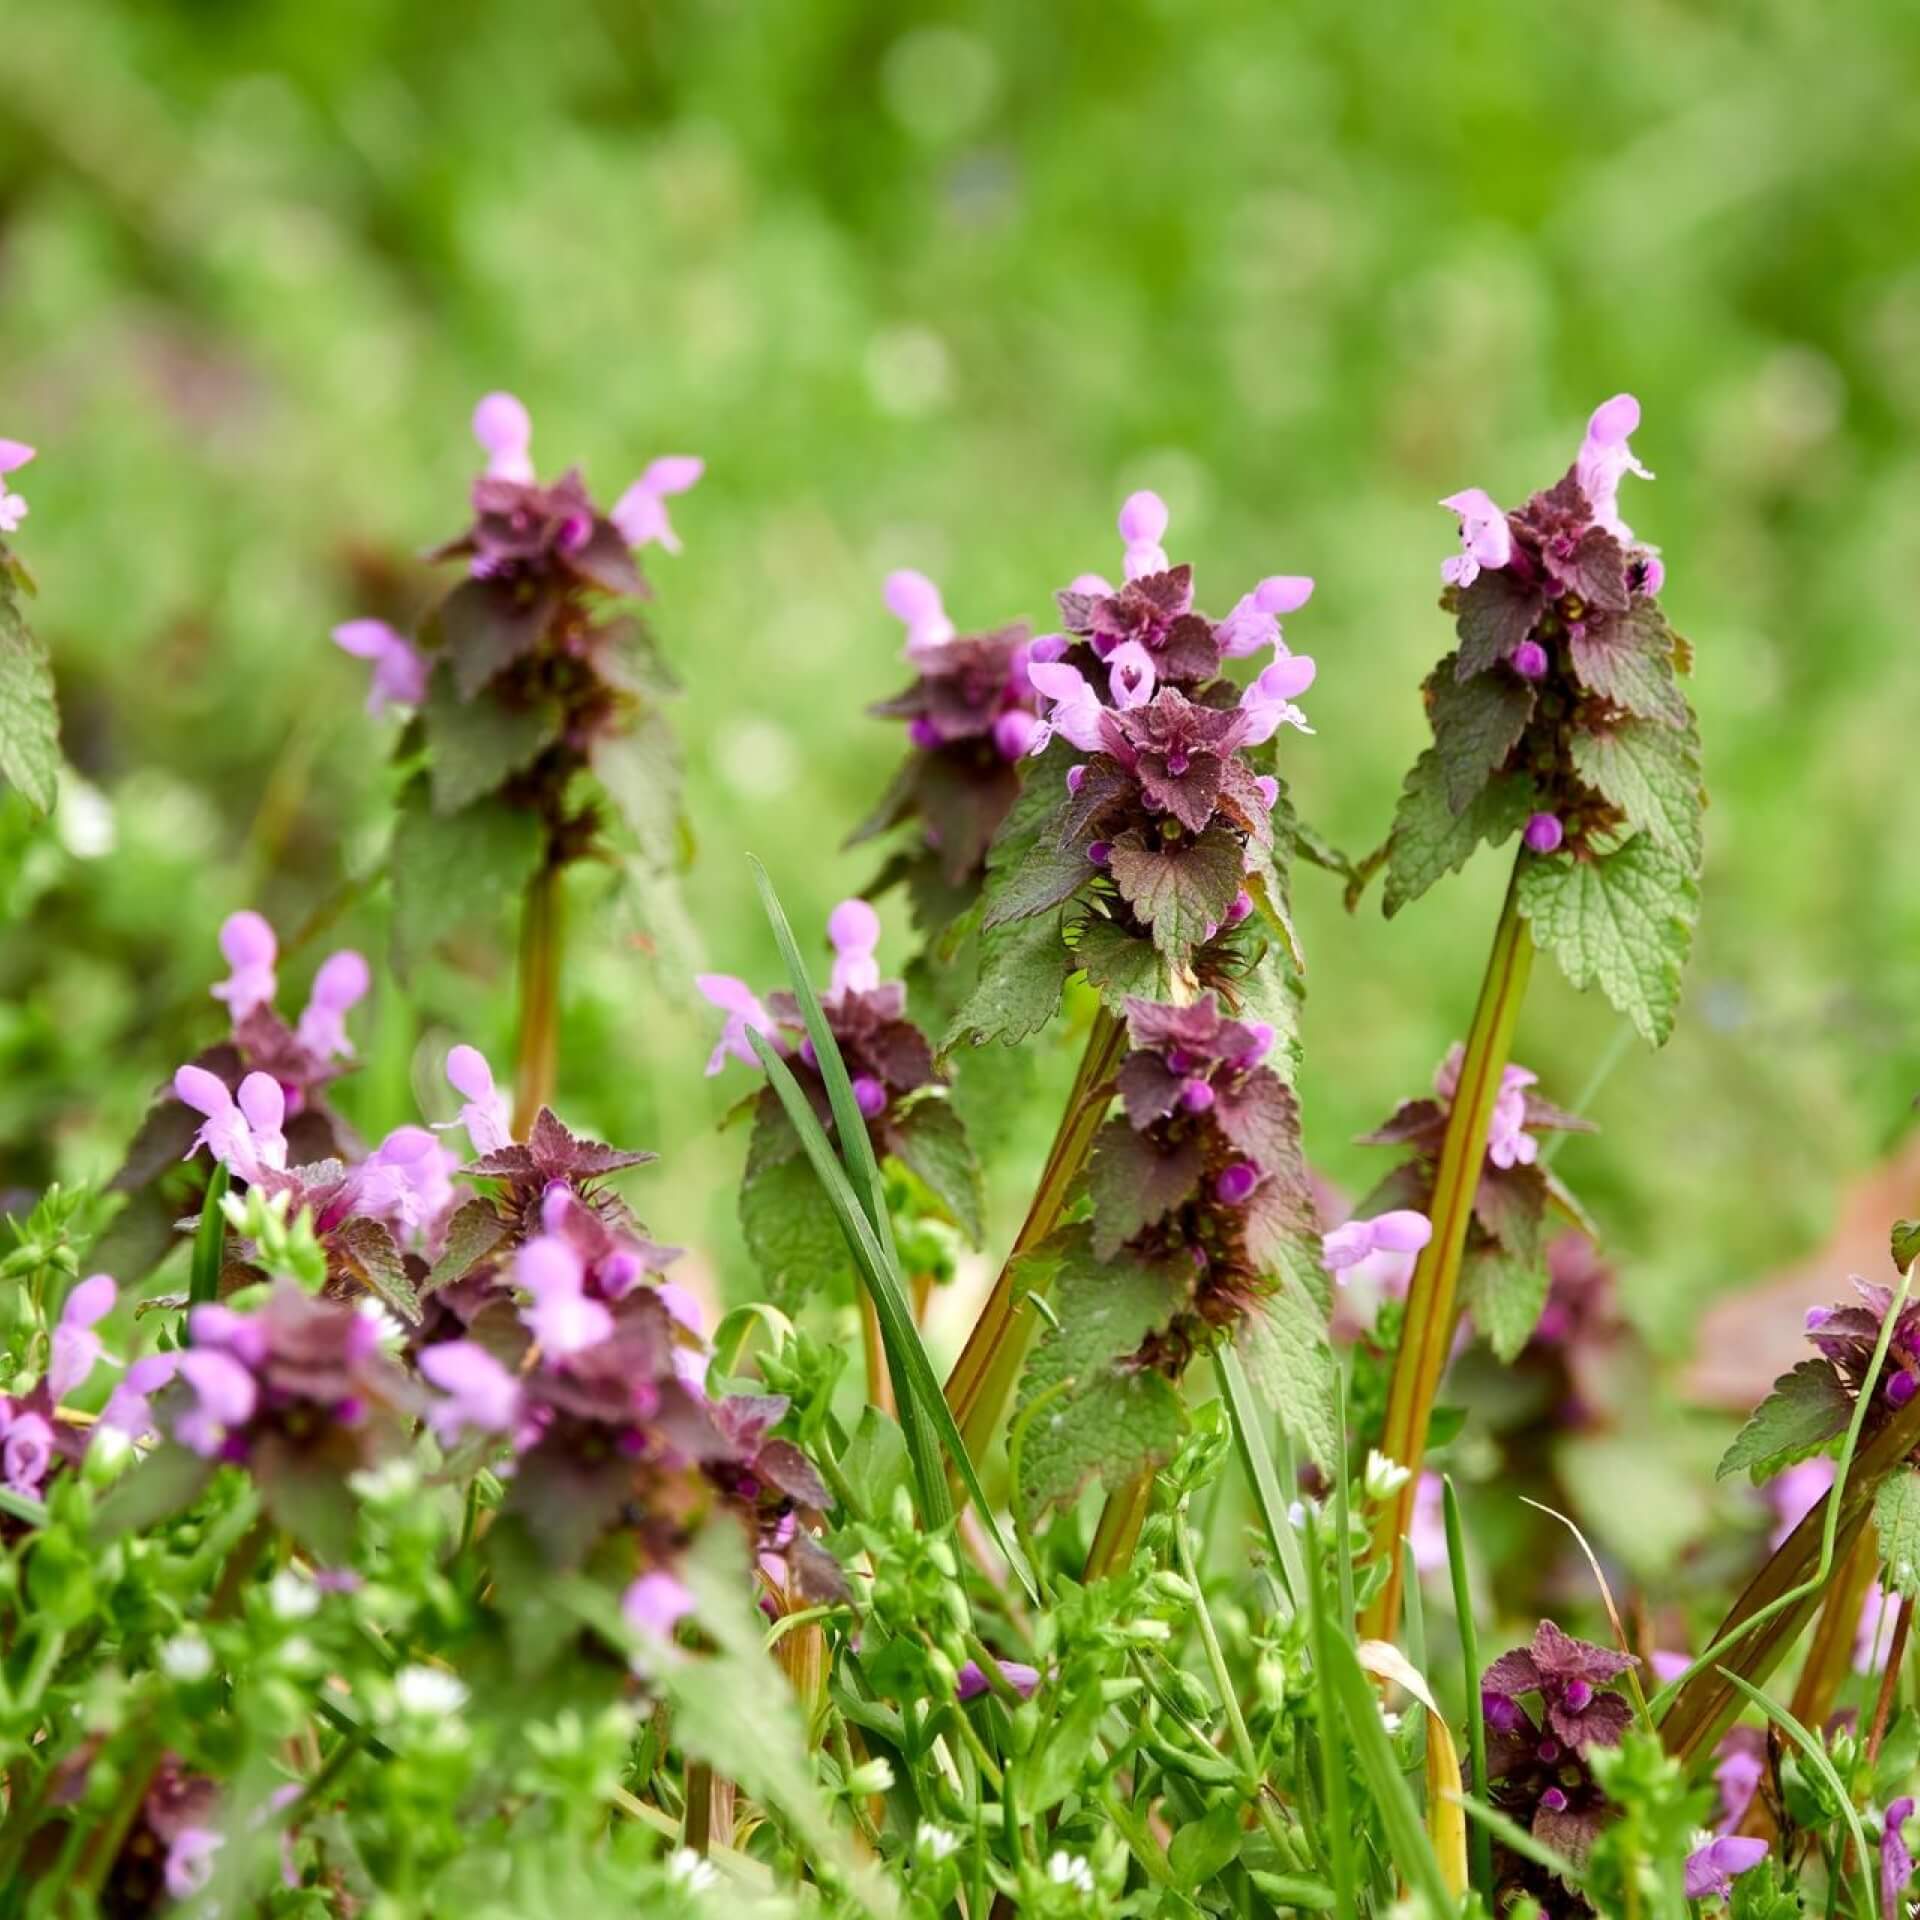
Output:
[
  {"left": 1361, "top": 862, "right": 1534, "bottom": 1641},
  {"left": 1084, "top": 1465, "right": 1156, "bottom": 1581},
  {"left": 511, "top": 860, "right": 565, "bottom": 1139}
]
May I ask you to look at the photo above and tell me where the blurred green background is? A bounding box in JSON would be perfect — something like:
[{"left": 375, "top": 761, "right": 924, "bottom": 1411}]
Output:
[{"left": 4, "top": 0, "right": 1919, "bottom": 1365}]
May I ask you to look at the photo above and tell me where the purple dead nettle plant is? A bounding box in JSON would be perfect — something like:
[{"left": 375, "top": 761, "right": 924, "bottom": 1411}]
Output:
[{"left": 0, "top": 437, "right": 32, "bottom": 535}]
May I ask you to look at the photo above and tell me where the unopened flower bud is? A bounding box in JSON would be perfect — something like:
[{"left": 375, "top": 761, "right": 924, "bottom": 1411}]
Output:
[
  {"left": 1066, "top": 763, "right": 1087, "bottom": 795},
  {"left": 845, "top": 1758, "right": 895, "bottom": 1796},
  {"left": 1562, "top": 1679, "right": 1593, "bottom": 1711},
  {"left": 1087, "top": 841, "right": 1111, "bottom": 867},
  {"left": 1523, "top": 811, "right": 1565, "bottom": 854},
  {"left": 1540, "top": 1787, "right": 1569, "bottom": 1813},
  {"left": 852, "top": 1075, "right": 888, "bottom": 1119},
  {"left": 1512, "top": 639, "right": 1549, "bottom": 681},
  {"left": 1225, "top": 889, "right": 1254, "bottom": 926},
  {"left": 1214, "top": 1162, "right": 1260, "bottom": 1207},
  {"left": 1178, "top": 1077, "right": 1215, "bottom": 1114},
  {"left": 993, "top": 709, "right": 1039, "bottom": 761},
  {"left": 1889, "top": 1369, "right": 1917, "bottom": 1409},
  {"left": 1363, "top": 1450, "right": 1412, "bottom": 1501},
  {"left": 908, "top": 716, "right": 942, "bottom": 750}
]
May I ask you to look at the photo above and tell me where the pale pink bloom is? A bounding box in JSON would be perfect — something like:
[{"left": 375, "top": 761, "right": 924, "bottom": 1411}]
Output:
[
  {"left": 0, "top": 1405, "right": 54, "bottom": 1496},
  {"left": 354, "top": 1126, "right": 458, "bottom": 1245},
  {"left": 1027, "top": 660, "right": 1106, "bottom": 754},
  {"left": 827, "top": 898, "right": 883, "bottom": 1000},
  {"left": 100, "top": 1353, "right": 178, "bottom": 1441},
  {"left": 210, "top": 910, "right": 278, "bottom": 1021},
  {"left": 49, "top": 1273, "right": 117, "bottom": 1402},
  {"left": 1237, "top": 654, "right": 1317, "bottom": 743},
  {"left": 419, "top": 1340, "right": 524, "bottom": 1443},
  {"left": 1439, "top": 488, "right": 1511, "bottom": 588},
  {"left": 296, "top": 950, "right": 370, "bottom": 1060},
  {"left": 1217, "top": 575, "right": 1314, "bottom": 660},
  {"left": 332, "top": 618, "right": 428, "bottom": 714},
  {"left": 1685, "top": 1835, "right": 1768, "bottom": 1903},
  {"left": 623, "top": 1568, "right": 696, "bottom": 1638},
  {"left": 472, "top": 391, "right": 534, "bottom": 483},
  {"left": 1575, "top": 394, "right": 1653, "bottom": 547},
  {"left": 444, "top": 1045, "right": 512, "bottom": 1156},
  {"left": 1649, "top": 1649, "right": 1693, "bottom": 1685},
  {"left": 1106, "top": 640, "right": 1156, "bottom": 710},
  {"left": 1766, "top": 1456, "right": 1834, "bottom": 1548},
  {"left": 174, "top": 1067, "right": 289, "bottom": 1183},
  {"left": 1859, "top": 1580, "right": 1897, "bottom": 1675},
  {"left": 884, "top": 569, "right": 956, "bottom": 662},
  {"left": 164, "top": 1825, "right": 224, "bottom": 1899},
  {"left": 695, "top": 974, "right": 778, "bottom": 1076},
  {"left": 993, "top": 708, "right": 1040, "bottom": 759},
  {"left": 1117, "top": 491, "right": 1169, "bottom": 581},
  {"left": 1410, "top": 1472, "right": 1448, "bottom": 1576},
  {"left": 610, "top": 455, "right": 704, "bottom": 554},
  {"left": 516, "top": 1237, "right": 612, "bottom": 1358},
  {"left": 1434, "top": 1046, "right": 1539, "bottom": 1171},
  {"left": 0, "top": 439, "right": 34, "bottom": 535},
  {"left": 174, "top": 1348, "right": 258, "bottom": 1458},
  {"left": 1322, "top": 1209, "right": 1433, "bottom": 1274}
]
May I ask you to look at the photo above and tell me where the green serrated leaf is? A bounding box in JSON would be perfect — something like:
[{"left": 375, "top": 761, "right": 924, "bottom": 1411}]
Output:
[
  {"left": 424, "top": 664, "right": 561, "bottom": 815},
  {"left": 1085, "top": 1119, "right": 1205, "bottom": 1260},
  {"left": 1876, "top": 1470, "right": 1920, "bottom": 1599},
  {"left": 1515, "top": 835, "right": 1698, "bottom": 1046},
  {"left": 1236, "top": 1227, "right": 1338, "bottom": 1467},
  {"left": 0, "top": 590, "right": 60, "bottom": 814},
  {"left": 943, "top": 910, "right": 1068, "bottom": 1051},
  {"left": 1569, "top": 602, "right": 1691, "bottom": 729},
  {"left": 389, "top": 782, "right": 544, "bottom": 976},
  {"left": 1895, "top": 1221, "right": 1920, "bottom": 1270},
  {"left": 980, "top": 825, "right": 1090, "bottom": 927},
  {"left": 1454, "top": 569, "right": 1546, "bottom": 677},
  {"left": 1715, "top": 1358, "right": 1851, "bottom": 1483},
  {"left": 1430, "top": 660, "right": 1535, "bottom": 813},
  {"left": 328, "top": 1215, "right": 422, "bottom": 1325},
  {"left": 1462, "top": 1239, "right": 1550, "bottom": 1362},
  {"left": 1074, "top": 913, "right": 1174, "bottom": 1012},
  {"left": 436, "top": 577, "right": 554, "bottom": 698},
  {"left": 740, "top": 1100, "right": 852, "bottom": 1306},
  {"left": 1383, "top": 750, "right": 1533, "bottom": 917},
  {"left": 593, "top": 703, "right": 685, "bottom": 868},
  {"left": 885, "top": 1097, "right": 984, "bottom": 1245},
  {"left": 426, "top": 1197, "right": 511, "bottom": 1292},
  {"left": 1569, "top": 716, "right": 1704, "bottom": 867},
  {"left": 1108, "top": 825, "right": 1243, "bottom": 958}
]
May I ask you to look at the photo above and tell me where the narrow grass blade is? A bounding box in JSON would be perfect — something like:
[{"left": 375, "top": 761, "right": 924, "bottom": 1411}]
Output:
[
  {"left": 1219, "top": 1346, "right": 1306, "bottom": 1610},
  {"left": 1322, "top": 1625, "right": 1457, "bottom": 1914},
  {"left": 1331, "top": 1366, "right": 1355, "bottom": 1628},
  {"left": 1303, "top": 1507, "right": 1358, "bottom": 1914},
  {"left": 190, "top": 1162, "right": 229, "bottom": 1307},
  {"left": 1443, "top": 1476, "right": 1493, "bottom": 1902},
  {"left": 748, "top": 1029, "right": 1037, "bottom": 1602},
  {"left": 1715, "top": 1667, "right": 1878, "bottom": 1920},
  {"left": 1400, "top": 1533, "right": 1427, "bottom": 1676}
]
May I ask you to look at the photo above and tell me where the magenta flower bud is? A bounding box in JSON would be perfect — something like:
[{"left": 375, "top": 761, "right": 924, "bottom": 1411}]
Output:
[
  {"left": 993, "top": 709, "right": 1039, "bottom": 761},
  {"left": 1523, "top": 811, "right": 1565, "bottom": 854},
  {"left": 1805, "top": 1306, "right": 1831, "bottom": 1331},
  {"left": 1165, "top": 1048, "right": 1195, "bottom": 1075},
  {"left": 1640, "top": 555, "right": 1667, "bottom": 595},
  {"left": 1512, "top": 639, "right": 1549, "bottom": 681},
  {"left": 1482, "top": 1692, "right": 1523, "bottom": 1734},
  {"left": 1537, "top": 1738, "right": 1562, "bottom": 1763},
  {"left": 1178, "top": 1077, "right": 1215, "bottom": 1114},
  {"left": 852, "top": 1075, "right": 887, "bottom": 1119},
  {"left": 908, "top": 715, "right": 942, "bottom": 750},
  {"left": 1253, "top": 774, "right": 1279, "bottom": 812},
  {"left": 1562, "top": 1680, "right": 1593, "bottom": 1711},
  {"left": 1540, "top": 1787, "right": 1569, "bottom": 1814},
  {"left": 1890, "top": 1370, "right": 1918, "bottom": 1409},
  {"left": 1214, "top": 1161, "right": 1260, "bottom": 1207},
  {"left": 800, "top": 1036, "right": 819, "bottom": 1069},
  {"left": 1226, "top": 889, "right": 1254, "bottom": 926},
  {"left": 1087, "top": 841, "right": 1111, "bottom": 867},
  {"left": 1066, "top": 763, "right": 1087, "bottom": 795}
]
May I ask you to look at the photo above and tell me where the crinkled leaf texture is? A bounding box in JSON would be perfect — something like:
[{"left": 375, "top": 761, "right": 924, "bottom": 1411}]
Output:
[
  {"left": 1383, "top": 750, "right": 1533, "bottom": 916},
  {"left": 1877, "top": 1469, "right": 1920, "bottom": 1599},
  {"left": 390, "top": 781, "right": 544, "bottom": 975},
  {"left": 1012, "top": 1227, "right": 1188, "bottom": 1520},
  {"left": 1516, "top": 834, "right": 1699, "bottom": 1046},
  {"left": 943, "top": 909, "right": 1068, "bottom": 1051},
  {"left": 1715, "top": 1357, "right": 1851, "bottom": 1484},
  {"left": 1234, "top": 1224, "right": 1338, "bottom": 1468},
  {"left": 1569, "top": 715, "right": 1705, "bottom": 868},
  {"left": 1463, "top": 1240, "right": 1550, "bottom": 1364},
  {"left": 886, "top": 1095, "right": 985, "bottom": 1245},
  {"left": 1108, "top": 825, "right": 1244, "bottom": 959},
  {"left": 739, "top": 1093, "right": 852, "bottom": 1307},
  {"left": 0, "top": 581, "right": 60, "bottom": 815},
  {"left": 424, "top": 664, "right": 561, "bottom": 814}
]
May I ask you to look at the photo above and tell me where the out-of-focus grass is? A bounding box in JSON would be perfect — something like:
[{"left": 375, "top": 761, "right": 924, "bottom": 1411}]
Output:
[{"left": 2, "top": 0, "right": 1918, "bottom": 1354}]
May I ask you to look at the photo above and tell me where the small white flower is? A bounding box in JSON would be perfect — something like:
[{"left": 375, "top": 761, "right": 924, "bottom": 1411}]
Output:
[
  {"left": 1047, "top": 1852, "right": 1095, "bottom": 1893},
  {"left": 354, "top": 1298, "right": 406, "bottom": 1351},
  {"left": 917, "top": 1821, "right": 961, "bottom": 1860},
  {"left": 667, "top": 1847, "right": 719, "bottom": 1891},
  {"left": 1379, "top": 1706, "right": 1403, "bottom": 1736},
  {"left": 1364, "top": 1449, "right": 1412, "bottom": 1501},
  {"left": 160, "top": 1633, "right": 214, "bottom": 1682},
  {"left": 268, "top": 1569, "right": 320, "bottom": 1621},
  {"left": 277, "top": 1634, "right": 319, "bottom": 1672},
  {"left": 349, "top": 1458, "right": 420, "bottom": 1504},
  {"left": 845, "top": 1756, "right": 894, "bottom": 1796},
  {"left": 1288, "top": 1499, "right": 1311, "bottom": 1531},
  {"left": 393, "top": 1664, "right": 468, "bottom": 1717}
]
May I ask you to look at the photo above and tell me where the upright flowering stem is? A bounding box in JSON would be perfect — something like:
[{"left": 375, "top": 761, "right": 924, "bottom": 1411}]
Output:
[
  {"left": 1361, "top": 864, "right": 1534, "bottom": 1639},
  {"left": 1084, "top": 1467, "right": 1157, "bottom": 1581},
  {"left": 944, "top": 1005, "right": 1128, "bottom": 1457},
  {"left": 1782, "top": 1525, "right": 1880, "bottom": 1776},
  {"left": 511, "top": 860, "right": 566, "bottom": 1139}
]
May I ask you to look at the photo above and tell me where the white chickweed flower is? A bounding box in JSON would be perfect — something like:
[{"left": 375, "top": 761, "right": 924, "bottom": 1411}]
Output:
[
  {"left": 1046, "top": 1851, "right": 1095, "bottom": 1892},
  {"left": 159, "top": 1633, "right": 214, "bottom": 1682}
]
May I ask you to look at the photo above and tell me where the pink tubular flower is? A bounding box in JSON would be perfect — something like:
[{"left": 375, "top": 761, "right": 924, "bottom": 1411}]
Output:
[
  {"left": 1685, "top": 1835, "right": 1767, "bottom": 1902},
  {"left": 884, "top": 569, "right": 956, "bottom": 662},
  {"left": 472, "top": 392, "right": 535, "bottom": 483},
  {"left": 49, "top": 1273, "right": 117, "bottom": 1403},
  {"left": 1409, "top": 1472, "right": 1448, "bottom": 1576},
  {"left": 1322, "top": 1209, "right": 1434, "bottom": 1275},
  {"left": 1575, "top": 393, "right": 1653, "bottom": 547},
  {"left": 1028, "top": 660, "right": 1107, "bottom": 754},
  {"left": 1884, "top": 1797, "right": 1916, "bottom": 1915},
  {"left": 0, "top": 439, "right": 34, "bottom": 535},
  {"left": 956, "top": 1658, "right": 1042, "bottom": 1702},
  {"left": 444, "top": 1046, "right": 512, "bottom": 1156},
  {"left": 1858, "top": 1581, "right": 1897, "bottom": 1675},
  {"left": 516, "top": 1236, "right": 612, "bottom": 1358},
  {"left": 1765, "top": 1456, "right": 1834, "bottom": 1548},
  {"left": 296, "top": 950, "right": 370, "bottom": 1060},
  {"left": 1117, "top": 491, "right": 1170, "bottom": 580},
  {"left": 174, "top": 1067, "right": 289, "bottom": 1183},
  {"left": 1440, "top": 488, "right": 1512, "bottom": 589},
  {"left": 1523, "top": 811, "right": 1565, "bottom": 855},
  {"left": 419, "top": 1340, "right": 524, "bottom": 1444},
  {"left": 827, "top": 899, "right": 882, "bottom": 1001},
  {"left": 993, "top": 708, "right": 1040, "bottom": 760},
  {"left": 100, "top": 1352, "right": 179, "bottom": 1441},
  {"left": 210, "top": 910, "right": 278, "bottom": 1020},
  {"left": 1238, "top": 654, "right": 1317, "bottom": 743},
  {"left": 695, "top": 974, "right": 778, "bottom": 1076},
  {"left": 623, "top": 1568, "right": 696, "bottom": 1639},
  {"left": 0, "top": 1406, "right": 54, "bottom": 1497},
  {"left": 174, "top": 1348, "right": 259, "bottom": 1458},
  {"left": 331, "top": 619, "right": 429, "bottom": 714},
  {"left": 1436, "top": 1047, "right": 1540, "bottom": 1171},
  {"left": 1106, "top": 640, "right": 1157, "bottom": 710},
  {"left": 610, "top": 455, "right": 704, "bottom": 554},
  {"left": 1217, "top": 575, "right": 1315, "bottom": 660},
  {"left": 164, "top": 1825, "right": 224, "bottom": 1900},
  {"left": 355, "top": 1126, "right": 457, "bottom": 1245}
]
